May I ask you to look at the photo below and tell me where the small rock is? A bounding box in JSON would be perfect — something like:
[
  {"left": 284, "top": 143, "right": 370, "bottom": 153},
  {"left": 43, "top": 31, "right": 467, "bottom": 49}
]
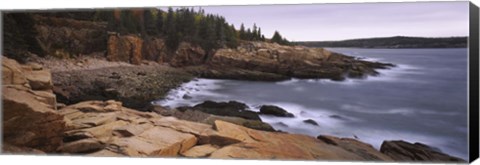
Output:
[
  {"left": 108, "top": 75, "right": 121, "bottom": 79},
  {"left": 137, "top": 72, "right": 146, "bottom": 76},
  {"left": 329, "top": 115, "right": 347, "bottom": 120},
  {"left": 182, "top": 94, "right": 192, "bottom": 100},
  {"left": 259, "top": 105, "right": 294, "bottom": 117},
  {"left": 303, "top": 119, "right": 319, "bottom": 126},
  {"left": 276, "top": 122, "right": 289, "bottom": 127}
]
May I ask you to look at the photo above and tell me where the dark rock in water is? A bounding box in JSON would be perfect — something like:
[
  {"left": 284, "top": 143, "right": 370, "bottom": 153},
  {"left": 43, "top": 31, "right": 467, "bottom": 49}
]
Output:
[
  {"left": 193, "top": 100, "right": 261, "bottom": 121},
  {"left": 259, "top": 105, "right": 294, "bottom": 117},
  {"left": 380, "top": 140, "right": 465, "bottom": 162},
  {"left": 303, "top": 119, "right": 319, "bottom": 126},
  {"left": 182, "top": 94, "right": 192, "bottom": 100},
  {"left": 329, "top": 115, "right": 347, "bottom": 120},
  {"left": 276, "top": 122, "right": 289, "bottom": 127}
]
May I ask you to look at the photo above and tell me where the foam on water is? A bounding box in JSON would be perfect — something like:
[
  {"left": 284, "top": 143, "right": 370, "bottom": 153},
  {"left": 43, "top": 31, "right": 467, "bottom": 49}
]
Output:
[{"left": 153, "top": 78, "right": 225, "bottom": 108}]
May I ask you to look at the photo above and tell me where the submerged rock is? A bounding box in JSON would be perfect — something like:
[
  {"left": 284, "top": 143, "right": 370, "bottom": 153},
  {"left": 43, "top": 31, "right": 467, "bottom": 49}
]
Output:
[
  {"left": 380, "top": 140, "right": 465, "bottom": 162},
  {"left": 259, "top": 105, "right": 294, "bottom": 117},
  {"left": 303, "top": 119, "right": 319, "bottom": 126}
]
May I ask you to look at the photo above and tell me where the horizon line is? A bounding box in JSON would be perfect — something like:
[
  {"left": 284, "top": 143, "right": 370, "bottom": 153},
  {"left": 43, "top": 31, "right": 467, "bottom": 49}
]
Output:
[{"left": 294, "top": 35, "right": 469, "bottom": 42}]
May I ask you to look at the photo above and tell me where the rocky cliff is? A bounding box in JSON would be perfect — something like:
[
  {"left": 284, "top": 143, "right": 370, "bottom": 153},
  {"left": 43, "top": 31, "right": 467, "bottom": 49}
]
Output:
[
  {"left": 33, "top": 15, "right": 108, "bottom": 58},
  {"left": 185, "top": 41, "right": 394, "bottom": 81},
  {"left": 2, "top": 57, "right": 67, "bottom": 152},
  {"left": 106, "top": 34, "right": 206, "bottom": 66}
]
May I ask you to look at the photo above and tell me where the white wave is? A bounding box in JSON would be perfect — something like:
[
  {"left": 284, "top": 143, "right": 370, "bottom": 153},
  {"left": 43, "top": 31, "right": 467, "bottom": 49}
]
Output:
[
  {"left": 153, "top": 78, "right": 226, "bottom": 108},
  {"left": 276, "top": 78, "right": 300, "bottom": 85}
]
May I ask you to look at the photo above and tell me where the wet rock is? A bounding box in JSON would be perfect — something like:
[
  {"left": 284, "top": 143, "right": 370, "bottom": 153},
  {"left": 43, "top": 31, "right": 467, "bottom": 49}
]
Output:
[
  {"left": 329, "top": 115, "right": 347, "bottom": 120},
  {"left": 276, "top": 122, "right": 289, "bottom": 127},
  {"left": 182, "top": 94, "right": 192, "bottom": 100},
  {"left": 380, "top": 140, "right": 465, "bottom": 162},
  {"left": 303, "top": 119, "right": 319, "bottom": 126},
  {"left": 193, "top": 100, "right": 261, "bottom": 121},
  {"left": 259, "top": 105, "right": 294, "bottom": 117}
]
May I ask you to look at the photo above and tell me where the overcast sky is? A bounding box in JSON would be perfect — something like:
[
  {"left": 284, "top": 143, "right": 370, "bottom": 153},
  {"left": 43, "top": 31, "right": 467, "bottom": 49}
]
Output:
[{"left": 173, "top": 1, "right": 469, "bottom": 41}]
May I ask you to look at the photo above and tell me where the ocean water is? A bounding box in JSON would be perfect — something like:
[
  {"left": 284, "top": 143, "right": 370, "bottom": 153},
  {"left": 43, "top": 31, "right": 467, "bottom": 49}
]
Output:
[{"left": 153, "top": 48, "right": 468, "bottom": 160}]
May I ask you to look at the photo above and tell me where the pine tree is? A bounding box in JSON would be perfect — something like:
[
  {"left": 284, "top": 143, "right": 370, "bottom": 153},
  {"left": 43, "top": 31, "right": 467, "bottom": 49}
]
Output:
[
  {"left": 257, "top": 27, "right": 263, "bottom": 41},
  {"left": 271, "top": 31, "right": 283, "bottom": 44},
  {"left": 252, "top": 23, "right": 258, "bottom": 41},
  {"left": 246, "top": 28, "right": 252, "bottom": 41},
  {"left": 239, "top": 23, "right": 246, "bottom": 40},
  {"left": 165, "top": 7, "right": 180, "bottom": 51},
  {"left": 156, "top": 11, "right": 164, "bottom": 35},
  {"left": 144, "top": 9, "right": 157, "bottom": 36}
]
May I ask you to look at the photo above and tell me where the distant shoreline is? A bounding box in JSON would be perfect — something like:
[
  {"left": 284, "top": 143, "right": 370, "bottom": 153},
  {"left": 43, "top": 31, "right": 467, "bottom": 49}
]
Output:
[{"left": 295, "top": 36, "right": 468, "bottom": 49}]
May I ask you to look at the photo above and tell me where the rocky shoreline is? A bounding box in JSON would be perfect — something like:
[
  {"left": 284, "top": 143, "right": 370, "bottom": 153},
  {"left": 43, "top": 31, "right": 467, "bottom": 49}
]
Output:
[
  {"left": 1, "top": 12, "right": 464, "bottom": 162},
  {"left": 1, "top": 56, "right": 465, "bottom": 162}
]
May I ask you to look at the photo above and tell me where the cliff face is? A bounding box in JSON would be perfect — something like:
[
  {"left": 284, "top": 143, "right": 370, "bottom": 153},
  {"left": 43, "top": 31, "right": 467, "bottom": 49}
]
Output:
[
  {"left": 33, "top": 15, "right": 108, "bottom": 58},
  {"left": 106, "top": 34, "right": 143, "bottom": 65},
  {"left": 106, "top": 34, "right": 206, "bottom": 66}
]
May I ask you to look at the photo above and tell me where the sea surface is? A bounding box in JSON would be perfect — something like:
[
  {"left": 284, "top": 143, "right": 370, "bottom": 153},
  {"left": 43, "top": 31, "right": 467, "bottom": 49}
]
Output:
[{"left": 154, "top": 48, "right": 468, "bottom": 160}]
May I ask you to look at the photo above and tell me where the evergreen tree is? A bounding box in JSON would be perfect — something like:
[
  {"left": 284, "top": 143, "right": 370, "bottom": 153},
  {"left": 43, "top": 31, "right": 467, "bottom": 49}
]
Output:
[
  {"left": 119, "top": 10, "right": 140, "bottom": 34},
  {"left": 246, "top": 28, "right": 252, "bottom": 41},
  {"left": 271, "top": 31, "right": 283, "bottom": 44},
  {"left": 106, "top": 11, "right": 117, "bottom": 32},
  {"left": 257, "top": 27, "right": 263, "bottom": 41},
  {"left": 143, "top": 9, "right": 157, "bottom": 36},
  {"left": 252, "top": 23, "right": 258, "bottom": 41},
  {"left": 156, "top": 11, "right": 164, "bottom": 35},
  {"left": 239, "top": 23, "right": 246, "bottom": 40},
  {"left": 225, "top": 24, "right": 238, "bottom": 48},
  {"left": 165, "top": 7, "right": 180, "bottom": 51}
]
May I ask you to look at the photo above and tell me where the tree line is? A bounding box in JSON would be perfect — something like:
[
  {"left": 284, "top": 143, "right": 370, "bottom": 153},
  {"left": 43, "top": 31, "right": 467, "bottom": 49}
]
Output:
[
  {"left": 95, "top": 7, "right": 292, "bottom": 53},
  {"left": 3, "top": 7, "right": 293, "bottom": 62}
]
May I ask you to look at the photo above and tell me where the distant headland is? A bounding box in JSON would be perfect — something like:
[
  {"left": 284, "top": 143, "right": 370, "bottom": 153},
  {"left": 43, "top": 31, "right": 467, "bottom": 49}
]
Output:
[{"left": 295, "top": 36, "right": 468, "bottom": 48}]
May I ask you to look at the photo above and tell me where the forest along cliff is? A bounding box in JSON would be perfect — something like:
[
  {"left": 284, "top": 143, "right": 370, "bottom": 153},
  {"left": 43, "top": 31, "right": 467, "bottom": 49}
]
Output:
[{"left": 1, "top": 8, "right": 464, "bottom": 162}]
